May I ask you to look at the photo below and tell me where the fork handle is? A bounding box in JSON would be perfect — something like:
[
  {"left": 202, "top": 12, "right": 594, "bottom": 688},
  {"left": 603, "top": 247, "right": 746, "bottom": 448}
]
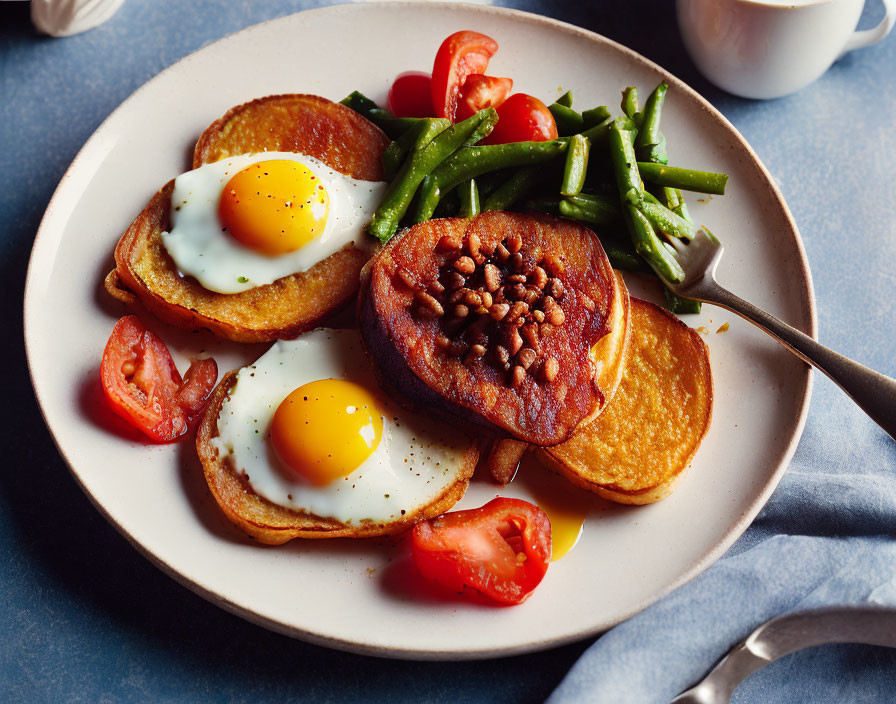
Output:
[{"left": 703, "top": 283, "right": 896, "bottom": 441}]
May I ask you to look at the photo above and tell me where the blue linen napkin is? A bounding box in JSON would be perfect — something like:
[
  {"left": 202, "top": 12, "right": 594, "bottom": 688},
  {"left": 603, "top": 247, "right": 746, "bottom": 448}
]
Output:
[{"left": 548, "top": 378, "right": 896, "bottom": 703}]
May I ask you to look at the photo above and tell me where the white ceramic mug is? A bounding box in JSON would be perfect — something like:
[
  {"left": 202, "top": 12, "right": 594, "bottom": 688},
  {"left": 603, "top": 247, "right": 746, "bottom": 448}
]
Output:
[{"left": 676, "top": 0, "right": 896, "bottom": 99}]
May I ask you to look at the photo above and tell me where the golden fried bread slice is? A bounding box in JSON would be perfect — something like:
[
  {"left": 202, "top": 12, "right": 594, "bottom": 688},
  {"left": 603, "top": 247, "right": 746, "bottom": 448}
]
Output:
[
  {"left": 105, "top": 94, "right": 390, "bottom": 343},
  {"left": 193, "top": 94, "right": 388, "bottom": 176},
  {"left": 197, "top": 371, "right": 479, "bottom": 544},
  {"left": 537, "top": 297, "right": 712, "bottom": 504},
  {"left": 486, "top": 270, "right": 632, "bottom": 484}
]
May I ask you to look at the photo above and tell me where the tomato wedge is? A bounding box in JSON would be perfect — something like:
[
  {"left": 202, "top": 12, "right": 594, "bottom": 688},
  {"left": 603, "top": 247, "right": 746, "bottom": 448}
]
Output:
[
  {"left": 411, "top": 497, "right": 551, "bottom": 604},
  {"left": 455, "top": 74, "right": 513, "bottom": 121},
  {"left": 431, "top": 30, "right": 499, "bottom": 121},
  {"left": 480, "top": 93, "right": 559, "bottom": 145},
  {"left": 388, "top": 71, "right": 435, "bottom": 118},
  {"left": 100, "top": 315, "right": 218, "bottom": 443}
]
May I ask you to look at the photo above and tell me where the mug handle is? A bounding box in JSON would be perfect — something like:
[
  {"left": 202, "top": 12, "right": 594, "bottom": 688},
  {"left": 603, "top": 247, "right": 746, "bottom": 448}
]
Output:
[{"left": 840, "top": 0, "right": 896, "bottom": 56}]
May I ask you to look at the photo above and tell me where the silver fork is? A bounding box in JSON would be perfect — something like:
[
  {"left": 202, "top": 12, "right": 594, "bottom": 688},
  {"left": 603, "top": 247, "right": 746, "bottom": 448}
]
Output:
[{"left": 659, "top": 228, "right": 896, "bottom": 441}]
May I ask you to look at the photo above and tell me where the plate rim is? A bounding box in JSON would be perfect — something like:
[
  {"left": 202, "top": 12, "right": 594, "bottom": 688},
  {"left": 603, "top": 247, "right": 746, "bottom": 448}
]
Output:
[{"left": 23, "top": 1, "right": 816, "bottom": 660}]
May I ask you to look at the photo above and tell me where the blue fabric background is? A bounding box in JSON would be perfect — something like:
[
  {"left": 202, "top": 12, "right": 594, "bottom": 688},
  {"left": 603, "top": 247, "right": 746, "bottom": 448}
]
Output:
[{"left": 2, "top": 1, "right": 895, "bottom": 702}]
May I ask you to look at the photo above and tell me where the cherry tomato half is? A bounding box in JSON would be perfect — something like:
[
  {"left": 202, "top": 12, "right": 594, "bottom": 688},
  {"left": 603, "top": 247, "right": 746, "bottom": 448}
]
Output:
[
  {"left": 480, "top": 93, "right": 559, "bottom": 145},
  {"left": 455, "top": 74, "right": 513, "bottom": 121},
  {"left": 100, "top": 315, "right": 218, "bottom": 443},
  {"left": 411, "top": 497, "right": 552, "bottom": 605},
  {"left": 387, "top": 71, "right": 434, "bottom": 118},
  {"left": 431, "top": 30, "right": 499, "bottom": 122}
]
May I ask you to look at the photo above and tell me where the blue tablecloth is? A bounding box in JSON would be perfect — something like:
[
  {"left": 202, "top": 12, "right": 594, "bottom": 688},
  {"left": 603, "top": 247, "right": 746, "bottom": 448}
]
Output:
[{"left": 3, "top": 1, "right": 894, "bottom": 702}]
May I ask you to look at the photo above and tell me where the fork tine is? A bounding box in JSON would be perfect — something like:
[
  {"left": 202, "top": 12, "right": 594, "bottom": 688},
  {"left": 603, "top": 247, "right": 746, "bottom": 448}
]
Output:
[{"left": 667, "top": 236, "right": 687, "bottom": 253}]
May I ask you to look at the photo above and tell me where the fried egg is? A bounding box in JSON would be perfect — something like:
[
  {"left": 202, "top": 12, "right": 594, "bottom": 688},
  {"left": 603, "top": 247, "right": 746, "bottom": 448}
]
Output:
[
  {"left": 210, "top": 329, "right": 473, "bottom": 524},
  {"left": 161, "top": 153, "right": 387, "bottom": 294}
]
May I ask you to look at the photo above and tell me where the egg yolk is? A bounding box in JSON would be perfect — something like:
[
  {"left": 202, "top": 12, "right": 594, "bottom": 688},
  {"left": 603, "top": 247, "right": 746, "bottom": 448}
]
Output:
[
  {"left": 218, "top": 160, "right": 329, "bottom": 256},
  {"left": 513, "top": 456, "right": 592, "bottom": 561},
  {"left": 270, "top": 379, "right": 383, "bottom": 486},
  {"left": 537, "top": 493, "right": 590, "bottom": 562}
]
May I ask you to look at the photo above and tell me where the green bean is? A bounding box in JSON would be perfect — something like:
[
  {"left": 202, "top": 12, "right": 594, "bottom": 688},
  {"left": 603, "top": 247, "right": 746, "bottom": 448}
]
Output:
[
  {"left": 340, "top": 91, "right": 379, "bottom": 115},
  {"left": 627, "top": 204, "right": 685, "bottom": 283},
  {"left": 458, "top": 178, "right": 480, "bottom": 217},
  {"left": 340, "top": 92, "right": 419, "bottom": 139},
  {"left": 608, "top": 119, "right": 684, "bottom": 283},
  {"left": 596, "top": 235, "right": 648, "bottom": 272},
  {"left": 339, "top": 90, "right": 426, "bottom": 139},
  {"left": 553, "top": 200, "right": 641, "bottom": 269},
  {"left": 567, "top": 191, "right": 620, "bottom": 209},
  {"left": 621, "top": 87, "right": 639, "bottom": 119},
  {"left": 382, "top": 131, "right": 415, "bottom": 181},
  {"left": 575, "top": 115, "right": 615, "bottom": 149},
  {"left": 556, "top": 90, "right": 574, "bottom": 108},
  {"left": 526, "top": 196, "right": 561, "bottom": 215},
  {"left": 581, "top": 106, "right": 611, "bottom": 129},
  {"left": 618, "top": 85, "right": 644, "bottom": 128},
  {"left": 623, "top": 115, "right": 640, "bottom": 133},
  {"left": 608, "top": 118, "right": 644, "bottom": 199},
  {"left": 549, "top": 103, "right": 584, "bottom": 137},
  {"left": 632, "top": 190, "right": 698, "bottom": 241},
  {"left": 563, "top": 192, "right": 622, "bottom": 226},
  {"left": 368, "top": 110, "right": 495, "bottom": 242},
  {"left": 482, "top": 167, "right": 540, "bottom": 211},
  {"left": 663, "top": 186, "right": 692, "bottom": 222},
  {"left": 637, "top": 162, "right": 728, "bottom": 195},
  {"left": 366, "top": 109, "right": 423, "bottom": 139},
  {"left": 634, "top": 83, "right": 669, "bottom": 164},
  {"left": 557, "top": 199, "right": 607, "bottom": 228},
  {"left": 630, "top": 81, "right": 694, "bottom": 256},
  {"left": 559, "top": 201, "right": 638, "bottom": 262},
  {"left": 664, "top": 187, "right": 683, "bottom": 211},
  {"left": 382, "top": 118, "right": 450, "bottom": 180},
  {"left": 663, "top": 287, "right": 702, "bottom": 314},
  {"left": 465, "top": 110, "right": 500, "bottom": 146},
  {"left": 639, "top": 134, "right": 667, "bottom": 166},
  {"left": 636, "top": 82, "right": 667, "bottom": 151},
  {"left": 578, "top": 129, "right": 612, "bottom": 181},
  {"left": 412, "top": 139, "right": 569, "bottom": 223},
  {"left": 632, "top": 84, "right": 701, "bottom": 310},
  {"left": 560, "top": 134, "right": 590, "bottom": 196}
]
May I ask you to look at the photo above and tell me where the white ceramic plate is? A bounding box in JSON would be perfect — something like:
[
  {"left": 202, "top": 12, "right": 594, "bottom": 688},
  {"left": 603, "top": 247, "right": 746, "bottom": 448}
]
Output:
[{"left": 24, "top": 3, "right": 814, "bottom": 659}]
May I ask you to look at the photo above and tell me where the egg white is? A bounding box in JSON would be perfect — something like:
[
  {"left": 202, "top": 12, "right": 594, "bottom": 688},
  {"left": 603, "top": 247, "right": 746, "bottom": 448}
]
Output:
[
  {"left": 161, "top": 152, "right": 387, "bottom": 294},
  {"left": 210, "top": 329, "right": 472, "bottom": 524}
]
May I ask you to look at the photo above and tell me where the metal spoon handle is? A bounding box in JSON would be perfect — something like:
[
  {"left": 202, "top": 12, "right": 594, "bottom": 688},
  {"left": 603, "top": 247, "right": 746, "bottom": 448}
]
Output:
[
  {"left": 671, "top": 606, "right": 896, "bottom": 704},
  {"left": 746, "top": 606, "right": 896, "bottom": 657},
  {"left": 701, "top": 281, "right": 896, "bottom": 441}
]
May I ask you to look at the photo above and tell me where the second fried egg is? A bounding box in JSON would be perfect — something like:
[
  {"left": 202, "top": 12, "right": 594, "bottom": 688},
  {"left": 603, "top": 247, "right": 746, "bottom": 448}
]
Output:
[
  {"left": 161, "top": 152, "right": 387, "bottom": 294},
  {"left": 211, "top": 329, "right": 474, "bottom": 524}
]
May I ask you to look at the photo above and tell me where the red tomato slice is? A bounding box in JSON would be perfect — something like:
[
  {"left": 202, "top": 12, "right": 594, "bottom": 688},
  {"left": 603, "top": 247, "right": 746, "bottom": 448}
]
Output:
[
  {"left": 480, "top": 93, "right": 559, "bottom": 145},
  {"left": 455, "top": 74, "right": 513, "bottom": 121},
  {"left": 100, "top": 316, "right": 218, "bottom": 443},
  {"left": 176, "top": 357, "right": 219, "bottom": 422},
  {"left": 431, "top": 30, "right": 499, "bottom": 121},
  {"left": 388, "top": 71, "right": 435, "bottom": 118},
  {"left": 411, "top": 497, "right": 552, "bottom": 604}
]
